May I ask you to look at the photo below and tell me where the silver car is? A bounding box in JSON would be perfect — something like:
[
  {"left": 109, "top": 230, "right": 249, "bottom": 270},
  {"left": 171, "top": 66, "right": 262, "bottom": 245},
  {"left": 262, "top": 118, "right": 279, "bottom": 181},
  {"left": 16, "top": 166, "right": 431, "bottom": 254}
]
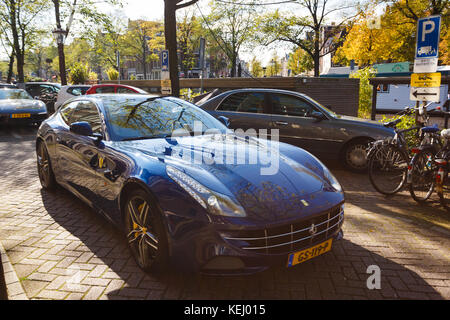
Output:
[{"left": 197, "top": 88, "right": 395, "bottom": 172}]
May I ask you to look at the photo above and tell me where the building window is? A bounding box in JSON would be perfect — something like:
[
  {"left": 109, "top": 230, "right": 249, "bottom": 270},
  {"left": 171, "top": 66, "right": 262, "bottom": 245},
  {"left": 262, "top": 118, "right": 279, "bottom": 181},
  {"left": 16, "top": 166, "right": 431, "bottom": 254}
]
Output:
[{"left": 377, "top": 84, "right": 389, "bottom": 93}]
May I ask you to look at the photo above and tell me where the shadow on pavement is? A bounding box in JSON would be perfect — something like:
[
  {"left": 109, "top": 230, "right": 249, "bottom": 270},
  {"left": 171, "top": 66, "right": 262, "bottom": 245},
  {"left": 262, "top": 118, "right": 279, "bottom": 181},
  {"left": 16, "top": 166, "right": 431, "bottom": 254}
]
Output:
[{"left": 39, "top": 186, "right": 444, "bottom": 300}]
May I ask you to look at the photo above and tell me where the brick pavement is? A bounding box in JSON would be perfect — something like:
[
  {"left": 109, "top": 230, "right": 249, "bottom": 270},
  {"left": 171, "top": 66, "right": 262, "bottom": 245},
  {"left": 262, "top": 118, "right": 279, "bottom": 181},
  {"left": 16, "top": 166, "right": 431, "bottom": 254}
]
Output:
[{"left": 0, "top": 126, "right": 449, "bottom": 300}]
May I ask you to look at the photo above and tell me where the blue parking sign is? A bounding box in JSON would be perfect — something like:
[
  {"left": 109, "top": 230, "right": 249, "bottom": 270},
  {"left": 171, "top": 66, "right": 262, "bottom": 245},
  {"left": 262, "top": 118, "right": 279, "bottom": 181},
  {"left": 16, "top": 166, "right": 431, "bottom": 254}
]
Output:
[
  {"left": 162, "top": 50, "right": 169, "bottom": 71},
  {"left": 415, "top": 15, "right": 441, "bottom": 59}
]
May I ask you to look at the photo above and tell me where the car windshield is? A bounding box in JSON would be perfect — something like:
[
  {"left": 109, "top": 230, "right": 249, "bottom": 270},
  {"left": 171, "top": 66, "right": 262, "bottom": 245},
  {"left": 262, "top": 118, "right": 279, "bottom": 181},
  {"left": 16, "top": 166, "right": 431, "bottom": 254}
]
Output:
[
  {"left": 103, "top": 96, "right": 228, "bottom": 141},
  {"left": 0, "top": 89, "right": 33, "bottom": 100}
]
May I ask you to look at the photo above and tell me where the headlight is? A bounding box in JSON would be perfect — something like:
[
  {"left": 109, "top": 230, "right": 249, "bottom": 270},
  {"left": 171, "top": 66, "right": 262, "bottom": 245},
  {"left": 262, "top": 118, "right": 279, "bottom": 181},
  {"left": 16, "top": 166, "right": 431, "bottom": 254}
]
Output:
[
  {"left": 323, "top": 167, "right": 342, "bottom": 192},
  {"left": 166, "top": 166, "right": 245, "bottom": 217}
]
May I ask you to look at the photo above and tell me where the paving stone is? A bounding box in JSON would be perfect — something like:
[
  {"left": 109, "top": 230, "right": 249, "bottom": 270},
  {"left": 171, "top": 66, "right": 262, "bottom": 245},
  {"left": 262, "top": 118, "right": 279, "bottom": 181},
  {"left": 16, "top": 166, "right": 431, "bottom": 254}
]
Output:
[{"left": 0, "top": 129, "right": 449, "bottom": 301}]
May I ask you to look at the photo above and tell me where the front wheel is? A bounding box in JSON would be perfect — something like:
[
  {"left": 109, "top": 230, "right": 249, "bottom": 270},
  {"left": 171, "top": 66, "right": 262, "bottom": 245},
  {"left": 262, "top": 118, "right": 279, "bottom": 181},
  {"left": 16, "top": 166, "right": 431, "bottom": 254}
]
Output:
[
  {"left": 368, "top": 144, "right": 408, "bottom": 195},
  {"left": 408, "top": 149, "right": 435, "bottom": 203},
  {"left": 124, "top": 188, "right": 169, "bottom": 273},
  {"left": 342, "top": 139, "right": 371, "bottom": 173}
]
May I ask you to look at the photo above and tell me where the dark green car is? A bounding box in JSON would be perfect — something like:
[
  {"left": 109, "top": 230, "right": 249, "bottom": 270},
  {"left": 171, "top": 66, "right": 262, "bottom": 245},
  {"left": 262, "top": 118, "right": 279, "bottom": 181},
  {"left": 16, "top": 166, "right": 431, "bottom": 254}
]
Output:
[{"left": 197, "top": 88, "right": 395, "bottom": 172}]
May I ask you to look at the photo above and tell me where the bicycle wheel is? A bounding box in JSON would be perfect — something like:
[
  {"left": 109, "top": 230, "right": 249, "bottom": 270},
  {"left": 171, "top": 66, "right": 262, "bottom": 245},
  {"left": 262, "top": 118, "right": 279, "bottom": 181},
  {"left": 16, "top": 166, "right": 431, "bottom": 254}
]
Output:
[
  {"left": 368, "top": 144, "right": 409, "bottom": 195},
  {"left": 408, "top": 149, "right": 435, "bottom": 203},
  {"left": 437, "top": 168, "right": 450, "bottom": 211}
]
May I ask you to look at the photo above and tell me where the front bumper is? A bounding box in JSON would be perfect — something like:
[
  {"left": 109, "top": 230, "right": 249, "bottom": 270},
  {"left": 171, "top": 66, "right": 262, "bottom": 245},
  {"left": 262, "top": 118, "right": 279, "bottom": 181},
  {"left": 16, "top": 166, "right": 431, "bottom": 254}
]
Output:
[
  {"left": 166, "top": 203, "right": 345, "bottom": 275},
  {"left": 0, "top": 112, "right": 48, "bottom": 124}
]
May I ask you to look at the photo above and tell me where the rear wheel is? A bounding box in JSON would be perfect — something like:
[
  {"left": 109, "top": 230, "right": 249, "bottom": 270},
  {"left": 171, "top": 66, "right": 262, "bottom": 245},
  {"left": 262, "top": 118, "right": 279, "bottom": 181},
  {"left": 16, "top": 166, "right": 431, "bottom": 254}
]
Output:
[
  {"left": 36, "top": 141, "right": 57, "bottom": 190},
  {"left": 409, "top": 149, "right": 435, "bottom": 203},
  {"left": 368, "top": 144, "right": 408, "bottom": 195},
  {"left": 124, "top": 188, "right": 169, "bottom": 273}
]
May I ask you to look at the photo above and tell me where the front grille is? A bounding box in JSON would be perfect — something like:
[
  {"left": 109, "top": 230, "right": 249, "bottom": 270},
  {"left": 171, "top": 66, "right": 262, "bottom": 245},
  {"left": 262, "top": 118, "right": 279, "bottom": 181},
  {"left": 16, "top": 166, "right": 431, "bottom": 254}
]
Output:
[{"left": 222, "top": 204, "right": 344, "bottom": 254}]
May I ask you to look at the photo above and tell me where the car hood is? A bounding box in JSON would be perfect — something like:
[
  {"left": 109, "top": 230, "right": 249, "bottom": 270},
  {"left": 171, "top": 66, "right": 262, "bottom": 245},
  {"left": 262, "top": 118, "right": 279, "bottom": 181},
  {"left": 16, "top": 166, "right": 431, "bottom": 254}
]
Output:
[
  {"left": 116, "top": 134, "right": 339, "bottom": 222},
  {"left": 0, "top": 99, "right": 46, "bottom": 112}
]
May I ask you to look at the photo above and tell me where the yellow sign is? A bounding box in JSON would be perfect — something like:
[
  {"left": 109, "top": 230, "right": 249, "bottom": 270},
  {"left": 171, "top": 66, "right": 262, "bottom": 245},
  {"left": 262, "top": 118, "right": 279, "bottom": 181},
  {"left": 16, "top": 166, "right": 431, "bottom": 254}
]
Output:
[
  {"left": 161, "top": 79, "right": 171, "bottom": 88},
  {"left": 411, "top": 73, "right": 441, "bottom": 88}
]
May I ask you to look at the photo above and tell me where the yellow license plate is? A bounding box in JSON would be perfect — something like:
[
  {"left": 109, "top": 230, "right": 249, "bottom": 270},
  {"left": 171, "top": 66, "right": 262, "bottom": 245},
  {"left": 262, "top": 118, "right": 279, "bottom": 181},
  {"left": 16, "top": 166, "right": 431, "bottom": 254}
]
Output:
[
  {"left": 11, "top": 113, "right": 31, "bottom": 118},
  {"left": 287, "top": 239, "right": 333, "bottom": 267}
]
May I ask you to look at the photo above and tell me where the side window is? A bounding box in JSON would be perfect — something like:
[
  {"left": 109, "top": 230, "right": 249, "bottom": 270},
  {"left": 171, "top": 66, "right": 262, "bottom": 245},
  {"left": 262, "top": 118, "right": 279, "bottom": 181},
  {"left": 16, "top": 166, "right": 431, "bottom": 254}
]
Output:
[
  {"left": 116, "top": 87, "right": 136, "bottom": 94},
  {"left": 96, "top": 86, "right": 115, "bottom": 93},
  {"left": 271, "top": 94, "right": 316, "bottom": 117},
  {"left": 69, "top": 101, "right": 103, "bottom": 134},
  {"left": 26, "top": 85, "right": 40, "bottom": 97},
  {"left": 60, "top": 101, "right": 79, "bottom": 124},
  {"left": 217, "top": 92, "right": 265, "bottom": 113},
  {"left": 67, "top": 87, "right": 88, "bottom": 96}
]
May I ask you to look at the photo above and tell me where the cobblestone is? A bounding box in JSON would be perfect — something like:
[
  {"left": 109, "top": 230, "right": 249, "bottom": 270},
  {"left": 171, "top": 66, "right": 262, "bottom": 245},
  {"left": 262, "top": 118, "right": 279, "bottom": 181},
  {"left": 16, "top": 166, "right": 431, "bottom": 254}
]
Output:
[{"left": 0, "top": 127, "right": 449, "bottom": 300}]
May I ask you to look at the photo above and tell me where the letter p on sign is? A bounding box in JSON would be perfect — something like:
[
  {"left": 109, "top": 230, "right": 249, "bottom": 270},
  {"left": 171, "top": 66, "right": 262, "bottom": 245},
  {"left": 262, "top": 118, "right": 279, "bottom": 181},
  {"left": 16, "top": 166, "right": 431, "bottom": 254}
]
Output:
[
  {"left": 416, "top": 15, "right": 441, "bottom": 59},
  {"left": 422, "top": 21, "right": 435, "bottom": 42}
]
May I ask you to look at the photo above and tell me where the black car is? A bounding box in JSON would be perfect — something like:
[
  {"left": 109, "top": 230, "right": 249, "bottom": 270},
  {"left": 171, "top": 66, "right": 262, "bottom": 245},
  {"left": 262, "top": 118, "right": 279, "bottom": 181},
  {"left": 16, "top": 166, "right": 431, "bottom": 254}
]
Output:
[
  {"left": 197, "top": 88, "right": 395, "bottom": 172},
  {"left": 21, "top": 82, "right": 61, "bottom": 114}
]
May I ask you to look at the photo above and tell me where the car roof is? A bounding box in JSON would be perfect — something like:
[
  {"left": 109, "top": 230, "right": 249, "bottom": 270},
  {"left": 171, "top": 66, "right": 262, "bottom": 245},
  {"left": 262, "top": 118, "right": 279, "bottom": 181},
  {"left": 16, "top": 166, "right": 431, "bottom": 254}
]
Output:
[
  {"left": 61, "top": 84, "right": 92, "bottom": 88},
  {"left": 26, "top": 82, "right": 61, "bottom": 87}
]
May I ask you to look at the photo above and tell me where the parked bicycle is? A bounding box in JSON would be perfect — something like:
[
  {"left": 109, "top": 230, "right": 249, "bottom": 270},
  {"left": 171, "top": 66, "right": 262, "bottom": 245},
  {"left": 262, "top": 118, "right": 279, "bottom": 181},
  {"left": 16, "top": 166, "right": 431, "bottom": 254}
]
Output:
[
  {"left": 367, "top": 104, "right": 439, "bottom": 196},
  {"left": 407, "top": 123, "right": 441, "bottom": 203},
  {"left": 433, "top": 112, "right": 450, "bottom": 211}
]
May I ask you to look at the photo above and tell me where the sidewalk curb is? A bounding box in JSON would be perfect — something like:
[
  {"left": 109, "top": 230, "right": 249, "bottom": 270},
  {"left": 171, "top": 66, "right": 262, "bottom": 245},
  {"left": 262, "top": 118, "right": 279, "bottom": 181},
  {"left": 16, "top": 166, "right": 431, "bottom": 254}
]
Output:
[{"left": 0, "top": 241, "right": 29, "bottom": 300}]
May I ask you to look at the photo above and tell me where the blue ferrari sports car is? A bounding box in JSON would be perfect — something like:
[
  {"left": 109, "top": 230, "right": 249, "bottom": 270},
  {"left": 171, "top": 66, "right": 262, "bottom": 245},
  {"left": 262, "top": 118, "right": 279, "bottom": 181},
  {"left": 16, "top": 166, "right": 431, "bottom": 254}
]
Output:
[{"left": 36, "top": 94, "right": 344, "bottom": 274}]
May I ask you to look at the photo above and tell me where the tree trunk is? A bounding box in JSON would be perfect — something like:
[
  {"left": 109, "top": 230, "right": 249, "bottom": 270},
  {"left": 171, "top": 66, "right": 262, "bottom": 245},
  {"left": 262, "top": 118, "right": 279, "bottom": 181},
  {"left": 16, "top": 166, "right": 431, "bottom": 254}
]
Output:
[
  {"left": 15, "top": 51, "right": 25, "bottom": 82},
  {"left": 57, "top": 43, "right": 67, "bottom": 85},
  {"left": 164, "top": 0, "right": 180, "bottom": 97},
  {"left": 230, "top": 55, "right": 236, "bottom": 78},
  {"left": 313, "top": 29, "right": 320, "bottom": 77},
  {"left": 9, "top": 0, "right": 24, "bottom": 83},
  {"left": 7, "top": 51, "right": 15, "bottom": 83},
  {"left": 53, "top": 0, "right": 67, "bottom": 85}
]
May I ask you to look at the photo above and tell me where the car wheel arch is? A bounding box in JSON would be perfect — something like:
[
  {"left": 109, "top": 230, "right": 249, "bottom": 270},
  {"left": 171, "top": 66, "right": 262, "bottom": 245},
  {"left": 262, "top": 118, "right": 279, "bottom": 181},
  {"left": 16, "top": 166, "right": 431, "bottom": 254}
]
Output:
[
  {"left": 339, "top": 136, "right": 374, "bottom": 156},
  {"left": 118, "top": 179, "right": 166, "bottom": 227}
]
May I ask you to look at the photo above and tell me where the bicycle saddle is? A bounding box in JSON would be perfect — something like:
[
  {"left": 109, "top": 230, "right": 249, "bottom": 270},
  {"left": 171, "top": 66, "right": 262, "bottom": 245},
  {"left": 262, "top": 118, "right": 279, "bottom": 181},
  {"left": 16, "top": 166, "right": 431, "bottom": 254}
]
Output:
[
  {"left": 383, "top": 118, "right": 402, "bottom": 128},
  {"left": 421, "top": 124, "right": 440, "bottom": 133}
]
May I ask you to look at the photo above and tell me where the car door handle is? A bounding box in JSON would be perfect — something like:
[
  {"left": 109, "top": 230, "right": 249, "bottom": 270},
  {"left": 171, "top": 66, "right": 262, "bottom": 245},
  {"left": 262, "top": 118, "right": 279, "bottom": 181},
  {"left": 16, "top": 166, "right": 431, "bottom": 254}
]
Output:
[{"left": 275, "top": 121, "right": 289, "bottom": 126}]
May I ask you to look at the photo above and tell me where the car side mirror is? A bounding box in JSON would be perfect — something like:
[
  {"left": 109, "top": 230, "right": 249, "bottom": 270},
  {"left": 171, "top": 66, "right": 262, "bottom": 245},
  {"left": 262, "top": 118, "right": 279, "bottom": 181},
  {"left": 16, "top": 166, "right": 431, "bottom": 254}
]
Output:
[
  {"left": 70, "top": 121, "right": 94, "bottom": 136},
  {"left": 217, "top": 115, "right": 230, "bottom": 128},
  {"left": 311, "top": 111, "right": 326, "bottom": 121},
  {"left": 70, "top": 121, "right": 103, "bottom": 143}
]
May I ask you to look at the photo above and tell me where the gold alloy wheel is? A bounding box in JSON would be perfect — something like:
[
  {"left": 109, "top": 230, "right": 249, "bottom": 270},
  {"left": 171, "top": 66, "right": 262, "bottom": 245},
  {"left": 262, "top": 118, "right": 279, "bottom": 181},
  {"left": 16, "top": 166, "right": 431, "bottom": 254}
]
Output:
[
  {"left": 126, "top": 197, "right": 159, "bottom": 268},
  {"left": 37, "top": 143, "right": 51, "bottom": 187}
]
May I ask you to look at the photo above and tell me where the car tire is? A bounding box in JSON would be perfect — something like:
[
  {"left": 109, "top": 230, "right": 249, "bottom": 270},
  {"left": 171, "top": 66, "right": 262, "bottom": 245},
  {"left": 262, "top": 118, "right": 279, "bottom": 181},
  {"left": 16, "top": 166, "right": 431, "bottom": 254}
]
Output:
[
  {"left": 124, "top": 188, "right": 169, "bottom": 273},
  {"left": 342, "top": 139, "right": 371, "bottom": 173},
  {"left": 36, "top": 141, "right": 57, "bottom": 190}
]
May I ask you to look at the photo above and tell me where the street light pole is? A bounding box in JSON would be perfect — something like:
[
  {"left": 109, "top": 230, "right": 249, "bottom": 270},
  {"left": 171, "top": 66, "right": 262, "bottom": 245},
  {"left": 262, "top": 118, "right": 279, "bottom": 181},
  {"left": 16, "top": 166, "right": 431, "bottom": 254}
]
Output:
[{"left": 52, "top": 28, "right": 68, "bottom": 85}]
